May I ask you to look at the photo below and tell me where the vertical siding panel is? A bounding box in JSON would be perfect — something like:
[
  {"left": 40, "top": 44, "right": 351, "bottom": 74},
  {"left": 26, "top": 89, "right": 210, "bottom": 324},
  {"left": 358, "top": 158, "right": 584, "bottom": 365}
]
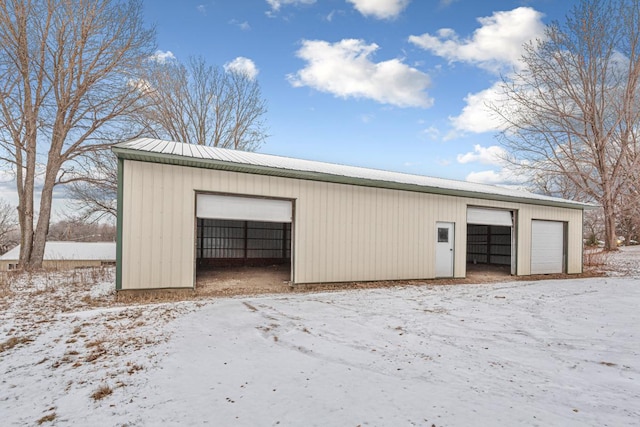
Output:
[
  {"left": 148, "top": 164, "right": 161, "bottom": 287},
  {"left": 343, "top": 184, "right": 354, "bottom": 280},
  {"left": 300, "top": 180, "right": 314, "bottom": 283},
  {"left": 320, "top": 182, "right": 330, "bottom": 282},
  {"left": 355, "top": 185, "right": 367, "bottom": 280},
  {"left": 330, "top": 183, "right": 344, "bottom": 282},
  {"left": 426, "top": 194, "right": 436, "bottom": 277},
  {"left": 159, "top": 164, "right": 172, "bottom": 285},
  {"left": 406, "top": 192, "right": 417, "bottom": 278},
  {"left": 373, "top": 188, "right": 383, "bottom": 280},
  {"left": 418, "top": 193, "right": 426, "bottom": 278},
  {"left": 175, "top": 165, "right": 189, "bottom": 288},
  {"left": 297, "top": 180, "right": 308, "bottom": 283},
  {"left": 308, "top": 181, "right": 320, "bottom": 282},
  {"left": 126, "top": 162, "right": 141, "bottom": 288},
  {"left": 138, "top": 163, "right": 152, "bottom": 287},
  {"left": 290, "top": 177, "right": 299, "bottom": 283},
  {"left": 121, "top": 162, "right": 133, "bottom": 289}
]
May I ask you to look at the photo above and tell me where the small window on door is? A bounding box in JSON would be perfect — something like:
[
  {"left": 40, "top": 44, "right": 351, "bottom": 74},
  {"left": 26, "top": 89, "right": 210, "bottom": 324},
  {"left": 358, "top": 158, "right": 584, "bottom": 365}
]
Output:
[{"left": 438, "top": 227, "right": 449, "bottom": 242}]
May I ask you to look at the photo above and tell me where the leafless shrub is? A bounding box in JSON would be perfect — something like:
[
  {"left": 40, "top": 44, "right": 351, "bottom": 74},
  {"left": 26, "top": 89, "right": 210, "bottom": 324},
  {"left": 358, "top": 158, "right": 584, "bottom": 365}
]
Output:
[
  {"left": 583, "top": 249, "right": 611, "bottom": 267},
  {"left": 0, "top": 336, "right": 33, "bottom": 353},
  {"left": 90, "top": 384, "right": 113, "bottom": 401}
]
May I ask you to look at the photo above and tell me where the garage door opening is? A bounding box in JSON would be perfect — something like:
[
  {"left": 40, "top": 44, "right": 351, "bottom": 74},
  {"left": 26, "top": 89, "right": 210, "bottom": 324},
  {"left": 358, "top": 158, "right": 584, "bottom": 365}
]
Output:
[
  {"left": 466, "top": 207, "right": 515, "bottom": 277},
  {"left": 195, "top": 193, "right": 293, "bottom": 292}
]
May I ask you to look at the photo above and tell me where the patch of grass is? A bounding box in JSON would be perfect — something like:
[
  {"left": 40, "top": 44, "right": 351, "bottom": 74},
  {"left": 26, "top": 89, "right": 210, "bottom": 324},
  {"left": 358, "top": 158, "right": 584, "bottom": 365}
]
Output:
[
  {"left": 91, "top": 384, "right": 113, "bottom": 401},
  {"left": 0, "top": 336, "right": 33, "bottom": 353},
  {"left": 0, "top": 272, "right": 14, "bottom": 299},
  {"left": 36, "top": 412, "right": 56, "bottom": 425},
  {"left": 126, "top": 362, "right": 144, "bottom": 375},
  {"left": 85, "top": 339, "right": 106, "bottom": 348},
  {"left": 85, "top": 345, "right": 107, "bottom": 363}
]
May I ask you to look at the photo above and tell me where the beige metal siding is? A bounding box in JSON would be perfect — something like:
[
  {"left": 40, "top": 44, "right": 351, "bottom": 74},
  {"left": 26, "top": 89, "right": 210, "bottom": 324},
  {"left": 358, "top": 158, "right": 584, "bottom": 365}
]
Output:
[{"left": 120, "top": 160, "right": 584, "bottom": 289}]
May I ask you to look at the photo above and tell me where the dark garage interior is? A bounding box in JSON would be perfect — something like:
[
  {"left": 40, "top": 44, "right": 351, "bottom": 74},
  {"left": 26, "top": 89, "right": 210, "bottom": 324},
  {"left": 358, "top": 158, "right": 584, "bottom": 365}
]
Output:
[
  {"left": 195, "top": 218, "right": 292, "bottom": 290},
  {"left": 466, "top": 224, "right": 512, "bottom": 275}
]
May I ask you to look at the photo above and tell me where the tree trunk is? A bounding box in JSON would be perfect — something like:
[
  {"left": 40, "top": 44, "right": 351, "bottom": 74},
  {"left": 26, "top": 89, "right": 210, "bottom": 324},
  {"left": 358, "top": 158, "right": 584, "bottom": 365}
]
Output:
[
  {"left": 17, "top": 131, "right": 38, "bottom": 269},
  {"left": 602, "top": 199, "right": 618, "bottom": 251},
  {"left": 29, "top": 161, "right": 60, "bottom": 268}
]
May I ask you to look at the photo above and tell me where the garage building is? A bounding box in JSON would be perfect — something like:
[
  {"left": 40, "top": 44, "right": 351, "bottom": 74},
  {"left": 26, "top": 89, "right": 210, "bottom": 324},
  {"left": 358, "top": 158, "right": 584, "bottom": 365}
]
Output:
[{"left": 113, "top": 138, "right": 589, "bottom": 290}]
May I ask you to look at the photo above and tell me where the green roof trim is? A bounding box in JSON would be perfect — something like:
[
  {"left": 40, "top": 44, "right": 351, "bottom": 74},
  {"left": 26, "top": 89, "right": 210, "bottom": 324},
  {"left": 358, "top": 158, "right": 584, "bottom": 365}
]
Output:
[{"left": 115, "top": 157, "right": 124, "bottom": 291}]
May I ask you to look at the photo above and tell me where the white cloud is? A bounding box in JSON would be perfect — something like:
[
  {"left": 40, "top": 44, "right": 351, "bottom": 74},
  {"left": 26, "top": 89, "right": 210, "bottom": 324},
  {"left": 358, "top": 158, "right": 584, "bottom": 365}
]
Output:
[
  {"left": 408, "top": 7, "right": 545, "bottom": 73},
  {"left": 324, "top": 9, "right": 347, "bottom": 22},
  {"left": 266, "top": 0, "right": 315, "bottom": 13},
  {"left": 224, "top": 57, "right": 259, "bottom": 80},
  {"left": 465, "top": 168, "right": 527, "bottom": 186},
  {"left": 462, "top": 145, "right": 532, "bottom": 186},
  {"left": 447, "top": 81, "right": 507, "bottom": 137},
  {"left": 229, "top": 19, "right": 251, "bottom": 31},
  {"left": 288, "top": 39, "right": 433, "bottom": 108},
  {"left": 346, "top": 0, "right": 410, "bottom": 20},
  {"left": 196, "top": 4, "right": 206, "bottom": 15},
  {"left": 128, "top": 77, "right": 152, "bottom": 94},
  {"left": 457, "top": 144, "right": 506, "bottom": 165},
  {"left": 149, "top": 50, "right": 176, "bottom": 64},
  {"left": 360, "top": 113, "right": 374, "bottom": 123},
  {"left": 421, "top": 125, "right": 440, "bottom": 140}
]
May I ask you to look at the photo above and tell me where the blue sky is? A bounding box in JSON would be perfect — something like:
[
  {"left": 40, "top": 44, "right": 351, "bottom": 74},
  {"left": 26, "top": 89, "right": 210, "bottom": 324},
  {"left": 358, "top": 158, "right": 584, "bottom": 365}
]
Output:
[{"left": 143, "top": 0, "right": 575, "bottom": 184}]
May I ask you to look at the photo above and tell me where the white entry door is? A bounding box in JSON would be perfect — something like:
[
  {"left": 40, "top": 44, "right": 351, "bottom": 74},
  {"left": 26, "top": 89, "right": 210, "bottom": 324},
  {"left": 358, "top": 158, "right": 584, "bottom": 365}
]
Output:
[{"left": 435, "top": 222, "right": 454, "bottom": 277}]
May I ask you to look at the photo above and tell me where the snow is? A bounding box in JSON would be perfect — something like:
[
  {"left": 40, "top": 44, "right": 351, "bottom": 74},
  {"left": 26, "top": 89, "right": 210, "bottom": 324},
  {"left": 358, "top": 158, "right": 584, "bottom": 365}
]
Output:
[{"left": 1, "top": 249, "right": 639, "bottom": 426}]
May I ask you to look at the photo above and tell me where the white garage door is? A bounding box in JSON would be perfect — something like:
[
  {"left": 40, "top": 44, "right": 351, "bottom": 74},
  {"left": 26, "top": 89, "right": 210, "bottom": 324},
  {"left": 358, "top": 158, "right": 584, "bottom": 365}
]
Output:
[
  {"left": 467, "top": 207, "right": 512, "bottom": 226},
  {"left": 531, "top": 220, "right": 565, "bottom": 274},
  {"left": 196, "top": 194, "right": 292, "bottom": 222}
]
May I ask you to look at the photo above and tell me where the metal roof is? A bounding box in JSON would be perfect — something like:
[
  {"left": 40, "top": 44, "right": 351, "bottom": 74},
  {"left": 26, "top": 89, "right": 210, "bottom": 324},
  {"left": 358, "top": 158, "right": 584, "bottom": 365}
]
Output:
[
  {"left": 0, "top": 242, "right": 116, "bottom": 261},
  {"left": 113, "top": 138, "right": 592, "bottom": 209}
]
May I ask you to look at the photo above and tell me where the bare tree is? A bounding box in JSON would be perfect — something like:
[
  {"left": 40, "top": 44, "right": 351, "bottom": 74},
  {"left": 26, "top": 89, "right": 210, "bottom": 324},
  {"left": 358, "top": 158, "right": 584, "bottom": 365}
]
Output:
[
  {"left": 65, "top": 150, "right": 118, "bottom": 222},
  {"left": 0, "top": 198, "right": 18, "bottom": 254},
  {"left": 137, "top": 56, "right": 268, "bottom": 150},
  {"left": 493, "top": 0, "right": 640, "bottom": 250},
  {"left": 66, "top": 56, "right": 268, "bottom": 221},
  {"left": 617, "top": 174, "right": 640, "bottom": 244},
  {"left": 0, "top": 0, "right": 155, "bottom": 268}
]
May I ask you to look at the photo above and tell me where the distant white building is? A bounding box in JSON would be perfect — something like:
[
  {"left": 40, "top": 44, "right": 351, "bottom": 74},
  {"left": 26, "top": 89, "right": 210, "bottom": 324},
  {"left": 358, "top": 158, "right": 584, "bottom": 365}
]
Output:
[{"left": 0, "top": 241, "right": 116, "bottom": 271}]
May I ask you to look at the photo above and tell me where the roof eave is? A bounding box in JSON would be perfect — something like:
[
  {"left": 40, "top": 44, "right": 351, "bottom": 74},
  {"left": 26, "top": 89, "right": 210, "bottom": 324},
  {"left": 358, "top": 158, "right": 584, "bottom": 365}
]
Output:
[{"left": 112, "top": 146, "right": 591, "bottom": 210}]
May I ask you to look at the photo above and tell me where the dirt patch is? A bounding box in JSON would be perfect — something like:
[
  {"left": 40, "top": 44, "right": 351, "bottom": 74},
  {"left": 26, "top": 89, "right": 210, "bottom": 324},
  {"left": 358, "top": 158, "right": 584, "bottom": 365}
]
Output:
[
  {"left": 118, "top": 262, "right": 605, "bottom": 304},
  {"left": 197, "top": 264, "right": 291, "bottom": 293}
]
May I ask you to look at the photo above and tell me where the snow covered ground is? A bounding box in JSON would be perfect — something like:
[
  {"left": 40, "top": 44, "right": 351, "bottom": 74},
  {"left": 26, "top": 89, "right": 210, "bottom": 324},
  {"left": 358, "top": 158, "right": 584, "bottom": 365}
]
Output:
[{"left": 1, "top": 248, "right": 639, "bottom": 426}]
